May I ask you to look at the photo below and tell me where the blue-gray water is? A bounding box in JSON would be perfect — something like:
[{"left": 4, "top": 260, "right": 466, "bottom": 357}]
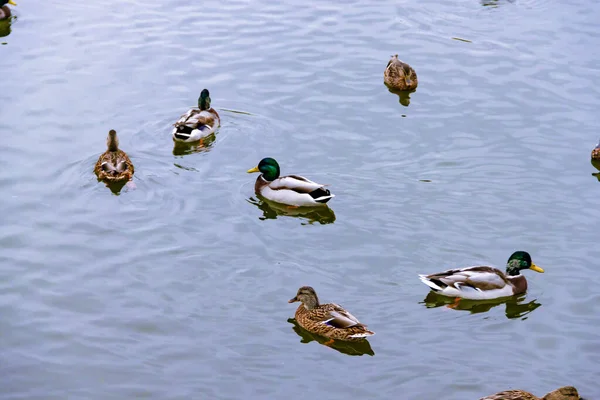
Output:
[{"left": 1, "top": 0, "right": 599, "bottom": 399}]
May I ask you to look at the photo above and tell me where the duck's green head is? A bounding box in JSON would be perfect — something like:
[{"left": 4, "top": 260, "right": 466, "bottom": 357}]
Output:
[
  {"left": 288, "top": 286, "right": 320, "bottom": 310},
  {"left": 198, "top": 89, "right": 211, "bottom": 110},
  {"left": 506, "top": 251, "right": 544, "bottom": 276},
  {"left": 1, "top": 0, "right": 17, "bottom": 6},
  {"left": 247, "top": 157, "right": 280, "bottom": 181}
]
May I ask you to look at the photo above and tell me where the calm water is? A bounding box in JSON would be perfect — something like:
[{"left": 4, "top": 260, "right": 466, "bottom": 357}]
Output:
[{"left": 1, "top": 0, "right": 599, "bottom": 399}]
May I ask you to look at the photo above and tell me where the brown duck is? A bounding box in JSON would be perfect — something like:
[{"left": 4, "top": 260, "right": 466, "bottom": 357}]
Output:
[
  {"left": 591, "top": 139, "right": 600, "bottom": 159},
  {"left": 384, "top": 54, "right": 418, "bottom": 91},
  {"left": 480, "top": 386, "right": 580, "bottom": 400},
  {"left": 94, "top": 130, "right": 134, "bottom": 183},
  {"left": 288, "top": 286, "right": 374, "bottom": 343}
]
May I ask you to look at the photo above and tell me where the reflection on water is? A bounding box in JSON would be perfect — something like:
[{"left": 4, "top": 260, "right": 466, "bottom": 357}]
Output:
[
  {"left": 0, "top": 17, "right": 13, "bottom": 38},
  {"left": 172, "top": 131, "right": 218, "bottom": 156},
  {"left": 385, "top": 86, "right": 415, "bottom": 107},
  {"left": 287, "top": 318, "right": 374, "bottom": 356},
  {"left": 590, "top": 159, "right": 600, "bottom": 181},
  {"left": 247, "top": 196, "right": 336, "bottom": 225},
  {"left": 421, "top": 292, "right": 542, "bottom": 320},
  {"left": 481, "top": 0, "right": 515, "bottom": 7},
  {"left": 96, "top": 178, "right": 136, "bottom": 195}
]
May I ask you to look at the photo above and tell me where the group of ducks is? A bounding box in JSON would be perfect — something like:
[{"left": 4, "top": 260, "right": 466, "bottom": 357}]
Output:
[{"left": 90, "top": 55, "right": 586, "bottom": 398}]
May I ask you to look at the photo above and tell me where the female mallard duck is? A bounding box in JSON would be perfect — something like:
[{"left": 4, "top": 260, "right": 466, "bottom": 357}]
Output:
[
  {"left": 419, "top": 251, "right": 544, "bottom": 300},
  {"left": 247, "top": 157, "right": 334, "bottom": 207},
  {"left": 172, "top": 88, "right": 220, "bottom": 143},
  {"left": 591, "top": 139, "right": 600, "bottom": 159},
  {"left": 288, "top": 286, "right": 374, "bottom": 343},
  {"left": 384, "top": 54, "right": 418, "bottom": 91},
  {"left": 94, "top": 130, "right": 134, "bottom": 183},
  {"left": 480, "top": 386, "right": 580, "bottom": 400},
  {"left": 0, "top": 0, "right": 16, "bottom": 20}
]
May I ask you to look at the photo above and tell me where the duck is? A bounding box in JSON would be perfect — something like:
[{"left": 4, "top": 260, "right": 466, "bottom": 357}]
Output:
[
  {"left": 94, "top": 130, "right": 134, "bottom": 183},
  {"left": 419, "top": 251, "right": 544, "bottom": 300},
  {"left": 246, "top": 157, "right": 334, "bottom": 207},
  {"left": 288, "top": 286, "right": 374, "bottom": 343},
  {"left": 0, "top": 0, "right": 16, "bottom": 20},
  {"left": 480, "top": 386, "right": 580, "bottom": 400},
  {"left": 172, "top": 89, "right": 220, "bottom": 143},
  {"left": 591, "top": 139, "right": 600, "bottom": 159},
  {"left": 384, "top": 54, "right": 418, "bottom": 91}
]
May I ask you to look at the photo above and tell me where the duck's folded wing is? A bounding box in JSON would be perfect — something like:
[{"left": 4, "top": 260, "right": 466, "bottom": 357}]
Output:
[
  {"left": 423, "top": 266, "right": 507, "bottom": 290},
  {"left": 269, "top": 175, "right": 326, "bottom": 193},
  {"left": 320, "top": 304, "right": 363, "bottom": 329}
]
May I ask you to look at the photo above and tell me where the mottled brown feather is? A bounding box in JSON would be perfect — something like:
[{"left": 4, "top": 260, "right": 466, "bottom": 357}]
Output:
[
  {"left": 94, "top": 131, "right": 134, "bottom": 183},
  {"left": 294, "top": 303, "right": 374, "bottom": 342},
  {"left": 591, "top": 147, "right": 600, "bottom": 160},
  {"left": 384, "top": 54, "right": 418, "bottom": 91},
  {"left": 480, "top": 386, "right": 579, "bottom": 400}
]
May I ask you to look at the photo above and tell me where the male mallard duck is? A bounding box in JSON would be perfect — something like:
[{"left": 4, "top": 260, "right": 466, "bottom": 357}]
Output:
[
  {"left": 288, "top": 286, "right": 374, "bottom": 343},
  {"left": 419, "top": 251, "right": 544, "bottom": 300},
  {"left": 384, "top": 54, "right": 418, "bottom": 91},
  {"left": 480, "top": 386, "right": 580, "bottom": 400},
  {"left": 0, "top": 0, "right": 16, "bottom": 20},
  {"left": 94, "top": 130, "right": 134, "bottom": 183},
  {"left": 247, "top": 157, "right": 334, "bottom": 207},
  {"left": 591, "top": 139, "right": 600, "bottom": 159},
  {"left": 172, "top": 88, "right": 220, "bottom": 143}
]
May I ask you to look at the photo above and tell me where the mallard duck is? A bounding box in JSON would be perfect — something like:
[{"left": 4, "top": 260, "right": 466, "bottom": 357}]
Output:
[
  {"left": 480, "top": 386, "right": 580, "bottom": 400},
  {"left": 94, "top": 130, "right": 134, "bottom": 183},
  {"left": 419, "top": 251, "right": 544, "bottom": 300},
  {"left": 591, "top": 139, "right": 600, "bottom": 159},
  {"left": 246, "top": 158, "right": 334, "bottom": 207},
  {"left": 384, "top": 54, "right": 418, "bottom": 91},
  {"left": 0, "top": 0, "right": 16, "bottom": 20},
  {"left": 288, "top": 286, "right": 374, "bottom": 343},
  {"left": 172, "top": 88, "right": 220, "bottom": 143}
]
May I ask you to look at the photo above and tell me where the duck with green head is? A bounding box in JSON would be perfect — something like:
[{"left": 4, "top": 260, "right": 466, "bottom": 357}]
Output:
[
  {"left": 172, "top": 89, "right": 220, "bottom": 143},
  {"left": 0, "top": 0, "right": 16, "bottom": 20},
  {"left": 419, "top": 251, "right": 544, "bottom": 300},
  {"left": 247, "top": 157, "right": 334, "bottom": 207},
  {"left": 289, "top": 286, "right": 375, "bottom": 343},
  {"left": 384, "top": 54, "right": 418, "bottom": 91}
]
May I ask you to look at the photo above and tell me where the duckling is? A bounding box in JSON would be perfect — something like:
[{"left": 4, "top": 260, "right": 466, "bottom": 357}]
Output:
[
  {"left": 419, "top": 251, "right": 544, "bottom": 300},
  {"left": 94, "top": 130, "right": 134, "bottom": 183},
  {"left": 480, "top": 386, "right": 580, "bottom": 400},
  {"left": 172, "top": 89, "right": 220, "bottom": 143},
  {"left": 288, "top": 286, "right": 374, "bottom": 343},
  {"left": 384, "top": 54, "right": 418, "bottom": 91},
  {"left": 247, "top": 157, "right": 334, "bottom": 207},
  {"left": 0, "top": 0, "right": 15, "bottom": 20}
]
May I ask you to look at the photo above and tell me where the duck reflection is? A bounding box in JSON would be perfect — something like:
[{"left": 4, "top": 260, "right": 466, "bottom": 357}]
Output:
[
  {"left": 287, "top": 318, "right": 374, "bottom": 356},
  {"left": 386, "top": 86, "right": 415, "bottom": 107},
  {"left": 172, "top": 131, "right": 217, "bottom": 156},
  {"left": 591, "top": 159, "right": 600, "bottom": 181},
  {"left": 422, "top": 291, "right": 541, "bottom": 319},
  {"left": 247, "top": 196, "right": 336, "bottom": 225},
  {"left": 481, "top": 0, "right": 515, "bottom": 7}
]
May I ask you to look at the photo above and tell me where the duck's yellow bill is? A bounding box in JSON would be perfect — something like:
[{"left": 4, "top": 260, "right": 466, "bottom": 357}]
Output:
[
  {"left": 529, "top": 264, "right": 544, "bottom": 273},
  {"left": 8, "top": 0, "right": 17, "bottom": 5},
  {"left": 247, "top": 166, "right": 259, "bottom": 173}
]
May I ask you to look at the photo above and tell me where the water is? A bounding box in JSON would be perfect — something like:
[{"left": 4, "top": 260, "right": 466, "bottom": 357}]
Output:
[{"left": 1, "top": 0, "right": 599, "bottom": 399}]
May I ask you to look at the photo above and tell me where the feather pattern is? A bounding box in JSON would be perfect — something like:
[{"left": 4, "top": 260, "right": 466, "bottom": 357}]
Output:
[
  {"left": 384, "top": 54, "right": 418, "bottom": 91},
  {"left": 172, "top": 108, "right": 220, "bottom": 143},
  {"left": 94, "top": 130, "right": 134, "bottom": 183},
  {"left": 289, "top": 287, "right": 374, "bottom": 342}
]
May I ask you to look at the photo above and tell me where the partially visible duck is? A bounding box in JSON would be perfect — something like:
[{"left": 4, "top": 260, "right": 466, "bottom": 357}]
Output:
[{"left": 0, "top": 0, "right": 16, "bottom": 20}]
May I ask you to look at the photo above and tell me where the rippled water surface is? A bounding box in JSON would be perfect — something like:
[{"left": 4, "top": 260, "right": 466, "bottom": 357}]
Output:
[{"left": 2, "top": 0, "right": 600, "bottom": 399}]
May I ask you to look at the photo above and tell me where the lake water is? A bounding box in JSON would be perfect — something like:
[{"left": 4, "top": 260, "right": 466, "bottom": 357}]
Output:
[{"left": 1, "top": 0, "right": 599, "bottom": 399}]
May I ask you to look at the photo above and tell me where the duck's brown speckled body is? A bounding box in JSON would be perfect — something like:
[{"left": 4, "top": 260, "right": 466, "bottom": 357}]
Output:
[
  {"left": 480, "top": 386, "right": 580, "bottom": 400},
  {"left": 94, "top": 130, "right": 134, "bottom": 183},
  {"left": 384, "top": 54, "right": 418, "bottom": 91},
  {"left": 288, "top": 286, "right": 374, "bottom": 342}
]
